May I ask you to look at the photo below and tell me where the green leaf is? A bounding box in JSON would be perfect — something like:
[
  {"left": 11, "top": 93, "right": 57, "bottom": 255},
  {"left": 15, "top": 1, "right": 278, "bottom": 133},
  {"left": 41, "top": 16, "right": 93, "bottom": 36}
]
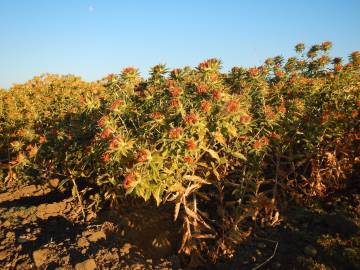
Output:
[
  {"left": 153, "top": 185, "right": 163, "bottom": 206},
  {"left": 232, "top": 152, "right": 247, "bottom": 161},
  {"left": 206, "top": 149, "right": 220, "bottom": 160}
]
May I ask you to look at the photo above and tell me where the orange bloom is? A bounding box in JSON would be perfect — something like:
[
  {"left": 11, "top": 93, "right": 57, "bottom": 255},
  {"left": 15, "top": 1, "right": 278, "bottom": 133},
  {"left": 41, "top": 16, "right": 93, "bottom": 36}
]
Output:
[
  {"left": 39, "top": 135, "right": 47, "bottom": 144},
  {"left": 101, "top": 128, "right": 113, "bottom": 139},
  {"left": 352, "top": 110, "right": 359, "bottom": 118},
  {"left": 264, "top": 105, "right": 275, "bottom": 120},
  {"left": 166, "top": 79, "right": 175, "bottom": 88},
  {"left": 253, "top": 137, "right": 269, "bottom": 150},
  {"left": 275, "top": 70, "right": 285, "bottom": 78},
  {"left": 109, "top": 135, "right": 122, "bottom": 150},
  {"left": 110, "top": 99, "right": 123, "bottom": 111},
  {"left": 239, "top": 135, "right": 248, "bottom": 141},
  {"left": 334, "top": 64, "right": 343, "bottom": 72},
  {"left": 184, "top": 113, "right": 199, "bottom": 125},
  {"left": 170, "top": 99, "right": 180, "bottom": 109},
  {"left": 196, "top": 84, "right": 208, "bottom": 94},
  {"left": 212, "top": 89, "right": 222, "bottom": 100},
  {"left": 17, "top": 129, "right": 27, "bottom": 137},
  {"left": 183, "top": 156, "right": 193, "bottom": 164},
  {"left": 136, "top": 150, "right": 148, "bottom": 162},
  {"left": 186, "top": 139, "right": 197, "bottom": 151},
  {"left": 123, "top": 173, "right": 136, "bottom": 189},
  {"left": 240, "top": 114, "right": 252, "bottom": 124},
  {"left": 123, "top": 67, "right": 137, "bottom": 74},
  {"left": 169, "top": 87, "right": 182, "bottom": 97},
  {"left": 169, "top": 127, "right": 182, "bottom": 139},
  {"left": 200, "top": 100, "right": 211, "bottom": 112},
  {"left": 226, "top": 100, "right": 238, "bottom": 113},
  {"left": 97, "top": 116, "right": 109, "bottom": 128},
  {"left": 101, "top": 152, "right": 111, "bottom": 163},
  {"left": 26, "top": 144, "right": 38, "bottom": 157},
  {"left": 270, "top": 132, "right": 281, "bottom": 141},
  {"left": 321, "top": 41, "right": 332, "bottom": 51},
  {"left": 248, "top": 67, "right": 259, "bottom": 77},
  {"left": 150, "top": 112, "right": 163, "bottom": 119},
  {"left": 106, "top": 73, "right": 115, "bottom": 81},
  {"left": 278, "top": 100, "right": 286, "bottom": 114}
]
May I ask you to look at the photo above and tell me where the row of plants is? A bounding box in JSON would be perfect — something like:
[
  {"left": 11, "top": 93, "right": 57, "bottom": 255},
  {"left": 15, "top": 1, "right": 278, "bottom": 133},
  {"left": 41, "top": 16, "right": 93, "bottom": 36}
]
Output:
[{"left": 0, "top": 42, "right": 359, "bottom": 261}]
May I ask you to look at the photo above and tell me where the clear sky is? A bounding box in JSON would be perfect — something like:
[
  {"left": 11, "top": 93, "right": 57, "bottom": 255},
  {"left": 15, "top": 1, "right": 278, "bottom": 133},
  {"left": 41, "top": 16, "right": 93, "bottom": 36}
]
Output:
[{"left": 1, "top": 0, "right": 359, "bottom": 88}]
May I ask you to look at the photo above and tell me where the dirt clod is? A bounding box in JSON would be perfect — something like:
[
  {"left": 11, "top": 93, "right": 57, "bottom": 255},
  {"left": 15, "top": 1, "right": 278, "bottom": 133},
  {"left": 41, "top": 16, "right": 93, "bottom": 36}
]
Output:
[
  {"left": 74, "top": 258, "right": 97, "bottom": 270},
  {"left": 77, "top": 237, "right": 90, "bottom": 248},
  {"left": 0, "top": 251, "right": 8, "bottom": 261},
  {"left": 120, "top": 243, "right": 132, "bottom": 255},
  {"left": 33, "top": 248, "right": 51, "bottom": 268},
  {"left": 87, "top": 231, "right": 106, "bottom": 242}
]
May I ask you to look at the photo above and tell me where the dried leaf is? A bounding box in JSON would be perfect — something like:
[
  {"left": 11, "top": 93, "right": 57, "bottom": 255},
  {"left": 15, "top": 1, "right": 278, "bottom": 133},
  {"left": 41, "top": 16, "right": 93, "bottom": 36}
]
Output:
[{"left": 207, "top": 149, "right": 220, "bottom": 161}]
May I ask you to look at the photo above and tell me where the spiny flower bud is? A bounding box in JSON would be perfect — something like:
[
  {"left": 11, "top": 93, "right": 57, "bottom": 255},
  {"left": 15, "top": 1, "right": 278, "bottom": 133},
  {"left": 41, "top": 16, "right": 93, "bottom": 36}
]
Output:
[
  {"left": 123, "top": 173, "right": 136, "bottom": 189},
  {"left": 184, "top": 113, "right": 199, "bottom": 125},
  {"left": 169, "top": 127, "right": 182, "bottom": 139},
  {"left": 136, "top": 150, "right": 148, "bottom": 162},
  {"left": 110, "top": 99, "right": 123, "bottom": 111},
  {"left": 186, "top": 139, "right": 197, "bottom": 151},
  {"left": 101, "top": 128, "right": 113, "bottom": 139},
  {"left": 97, "top": 115, "right": 109, "bottom": 128},
  {"left": 226, "top": 100, "right": 239, "bottom": 113},
  {"left": 200, "top": 100, "right": 211, "bottom": 112}
]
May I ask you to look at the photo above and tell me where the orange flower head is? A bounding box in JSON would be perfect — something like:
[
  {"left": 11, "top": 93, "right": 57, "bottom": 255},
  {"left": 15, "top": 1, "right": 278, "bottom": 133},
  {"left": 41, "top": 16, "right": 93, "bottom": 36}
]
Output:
[
  {"left": 240, "top": 114, "right": 252, "bottom": 124},
  {"left": 321, "top": 41, "right": 332, "bottom": 51},
  {"left": 110, "top": 99, "right": 123, "bottom": 111},
  {"left": 106, "top": 73, "right": 115, "bottom": 81},
  {"left": 170, "top": 99, "right": 180, "bottom": 109},
  {"left": 136, "top": 150, "right": 148, "bottom": 162},
  {"left": 169, "top": 86, "right": 182, "bottom": 97},
  {"left": 352, "top": 110, "right": 359, "bottom": 118},
  {"left": 101, "top": 128, "right": 113, "bottom": 139},
  {"left": 97, "top": 116, "right": 109, "bottom": 128},
  {"left": 123, "top": 173, "right": 136, "bottom": 189},
  {"left": 334, "top": 64, "right": 343, "bottom": 72},
  {"left": 122, "top": 67, "right": 137, "bottom": 74},
  {"left": 200, "top": 100, "right": 211, "bottom": 112},
  {"left": 184, "top": 113, "right": 199, "bottom": 125},
  {"left": 186, "top": 139, "right": 197, "bottom": 151},
  {"left": 39, "top": 135, "right": 47, "bottom": 144},
  {"left": 226, "top": 100, "right": 239, "bottom": 113},
  {"left": 270, "top": 132, "right": 281, "bottom": 141},
  {"left": 101, "top": 152, "right": 111, "bottom": 163},
  {"left": 275, "top": 70, "right": 285, "bottom": 78},
  {"left": 169, "top": 127, "right": 182, "bottom": 139},
  {"left": 26, "top": 144, "right": 38, "bottom": 157},
  {"left": 196, "top": 84, "right": 208, "bottom": 94},
  {"left": 183, "top": 156, "right": 193, "bottom": 164},
  {"left": 212, "top": 89, "right": 222, "bottom": 100},
  {"left": 248, "top": 67, "right": 259, "bottom": 77},
  {"left": 109, "top": 135, "right": 122, "bottom": 150},
  {"left": 166, "top": 79, "right": 175, "bottom": 88},
  {"left": 150, "top": 112, "right": 163, "bottom": 119}
]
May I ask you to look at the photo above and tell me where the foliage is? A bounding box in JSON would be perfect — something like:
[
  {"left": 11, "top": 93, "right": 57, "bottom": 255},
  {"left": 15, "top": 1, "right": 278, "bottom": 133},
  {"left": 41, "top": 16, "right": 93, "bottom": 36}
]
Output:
[{"left": 0, "top": 43, "right": 359, "bottom": 260}]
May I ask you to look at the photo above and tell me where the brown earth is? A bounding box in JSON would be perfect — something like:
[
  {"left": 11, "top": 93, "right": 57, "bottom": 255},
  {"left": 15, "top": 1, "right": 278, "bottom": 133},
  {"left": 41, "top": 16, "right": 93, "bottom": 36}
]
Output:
[{"left": 0, "top": 181, "right": 359, "bottom": 270}]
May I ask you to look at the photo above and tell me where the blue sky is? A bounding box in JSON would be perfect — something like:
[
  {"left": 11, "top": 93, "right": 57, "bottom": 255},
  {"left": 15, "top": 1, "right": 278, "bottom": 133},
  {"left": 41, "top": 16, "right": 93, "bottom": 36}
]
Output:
[{"left": 1, "top": 0, "right": 359, "bottom": 88}]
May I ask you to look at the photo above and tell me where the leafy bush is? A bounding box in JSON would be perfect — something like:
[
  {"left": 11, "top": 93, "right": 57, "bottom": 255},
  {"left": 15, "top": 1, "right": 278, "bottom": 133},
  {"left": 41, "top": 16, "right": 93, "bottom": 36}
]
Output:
[{"left": 0, "top": 43, "right": 359, "bottom": 259}]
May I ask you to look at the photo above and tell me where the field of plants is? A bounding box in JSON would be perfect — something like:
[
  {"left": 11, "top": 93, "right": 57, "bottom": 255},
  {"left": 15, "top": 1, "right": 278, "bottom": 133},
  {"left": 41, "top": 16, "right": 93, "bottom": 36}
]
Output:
[{"left": 0, "top": 42, "right": 359, "bottom": 269}]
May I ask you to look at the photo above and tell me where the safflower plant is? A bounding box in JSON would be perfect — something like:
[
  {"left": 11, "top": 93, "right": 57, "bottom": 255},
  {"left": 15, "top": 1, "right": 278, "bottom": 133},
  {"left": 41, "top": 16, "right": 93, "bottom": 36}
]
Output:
[{"left": 0, "top": 42, "right": 359, "bottom": 261}]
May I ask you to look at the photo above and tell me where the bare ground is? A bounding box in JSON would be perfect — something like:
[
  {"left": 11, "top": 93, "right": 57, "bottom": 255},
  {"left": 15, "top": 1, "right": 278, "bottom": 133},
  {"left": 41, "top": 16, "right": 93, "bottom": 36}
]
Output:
[{"left": 0, "top": 180, "right": 359, "bottom": 270}]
